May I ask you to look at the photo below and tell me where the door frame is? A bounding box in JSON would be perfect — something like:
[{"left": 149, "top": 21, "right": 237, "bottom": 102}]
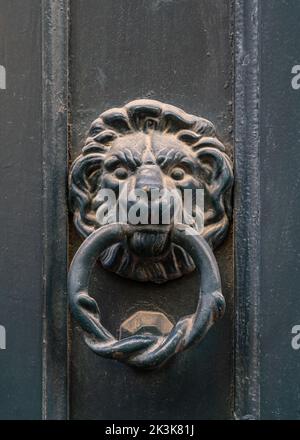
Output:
[{"left": 41, "top": 0, "right": 261, "bottom": 420}]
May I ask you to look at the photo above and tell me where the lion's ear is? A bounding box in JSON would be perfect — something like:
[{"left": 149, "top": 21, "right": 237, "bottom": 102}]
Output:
[
  {"left": 195, "top": 146, "right": 233, "bottom": 192},
  {"left": 69, "top": 153, "right": 104, "bottom": 238},
  {"left": 195, "top": 146, "right": 233, "bottom": 247}
]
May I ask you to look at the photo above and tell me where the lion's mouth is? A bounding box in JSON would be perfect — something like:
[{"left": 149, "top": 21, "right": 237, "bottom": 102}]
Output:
[
  {"left": 99, "top": 223, "right": 195, "bottom": 283},
  {"left": 128, "top": 227, "right": 171, "bottom": 258}
]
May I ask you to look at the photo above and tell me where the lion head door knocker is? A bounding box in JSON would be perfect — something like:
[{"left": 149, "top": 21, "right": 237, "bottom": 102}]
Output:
[{"left": 68, "top": 99, "right": 233, "bottom": 369}]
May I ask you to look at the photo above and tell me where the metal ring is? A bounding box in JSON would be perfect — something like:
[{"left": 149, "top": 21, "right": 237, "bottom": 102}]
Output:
[{"left": 68, "top": 223, "right": 225, "bottom": 368}]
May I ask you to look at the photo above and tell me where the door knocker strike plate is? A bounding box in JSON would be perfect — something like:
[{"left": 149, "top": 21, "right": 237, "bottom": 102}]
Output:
[{"left": 68, "top": 99, "right": 233, "bottom": 369}]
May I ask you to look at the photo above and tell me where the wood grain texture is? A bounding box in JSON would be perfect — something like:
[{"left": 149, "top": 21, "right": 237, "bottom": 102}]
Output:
[
  {"left": 0, "top": 0, "right": 43, "bottom": 420},
  {"left": 234, "top": 0, "right": 261, "bottom": 420},
  {"left": 260, "top": 0, "right": 300, "bottom": 420},
  {"left": 41, "top": 0, "right": 69, "bottom": 420},
  {"left": 69, "top": 0, "right": 234, "bottom": 420}
]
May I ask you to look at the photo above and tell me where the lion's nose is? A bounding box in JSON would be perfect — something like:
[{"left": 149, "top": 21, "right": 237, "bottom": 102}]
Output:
[
  {"left": 136, "top": 165, "right": 164, "bottom": 191},
  {"left": 126, "top": 165, "right": 176, "bottom": 226}
]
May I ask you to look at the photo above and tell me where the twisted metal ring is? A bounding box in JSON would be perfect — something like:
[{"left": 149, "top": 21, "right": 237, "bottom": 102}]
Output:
[{"left": 68, "top": 223, "right": 225, "bottom": 369}]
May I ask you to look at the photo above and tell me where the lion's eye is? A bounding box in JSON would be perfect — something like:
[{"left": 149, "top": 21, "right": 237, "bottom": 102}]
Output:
[
  {"left": 114, "top": 167, "right": 128, "bottom": 180},
  {"left": 170, "top": 167, "right": 185, "bottom": 181}
]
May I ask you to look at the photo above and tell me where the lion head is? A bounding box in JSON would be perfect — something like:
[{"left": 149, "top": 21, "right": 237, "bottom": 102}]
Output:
[{"left": 69, "top": 99, "right": 233, "bottom": 283}]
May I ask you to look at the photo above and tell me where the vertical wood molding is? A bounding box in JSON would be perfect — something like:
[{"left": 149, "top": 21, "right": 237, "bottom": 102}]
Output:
[
  {"left": 41, "top": 0, "right": 69, "bottom": 420},
  {"left": 234, "top": 0, "right": 261, "bottom": 420}
]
